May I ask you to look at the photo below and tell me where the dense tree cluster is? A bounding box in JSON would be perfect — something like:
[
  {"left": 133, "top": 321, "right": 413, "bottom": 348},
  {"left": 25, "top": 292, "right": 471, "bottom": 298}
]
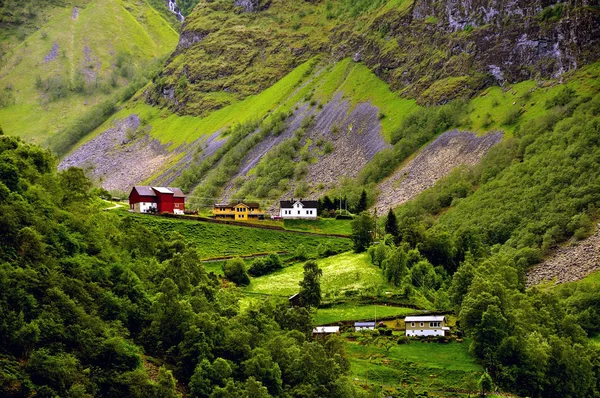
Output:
[
  {"left": 0, "top": 135, "right": 361, "bottom": 397},
  {"left": 367, "top": 91, "right": 600, "bottom": 396}
]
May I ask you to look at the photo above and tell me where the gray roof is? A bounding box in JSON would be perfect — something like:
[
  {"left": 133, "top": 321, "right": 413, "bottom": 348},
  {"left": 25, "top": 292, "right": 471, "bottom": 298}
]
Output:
[
  {"left": 280, "top": 199, "right": 318, "bottom": 209},
  {"left": 354, "top": 322, "right": 376, "bottom": 327},
  {"left": 132, "top": 186, "right": 185, "bottom": 198},
  {"left": 132, "top": 186, "right": 156, "bottom": 197},
  {"left": 168, "top": 187, "right": 185, "bottom": 198},
  {"left": 404, "top": 316, "right": 446, "bottom": 322},
  {"left": 152, "top": 186, "right": 173, "bottom": 194}
]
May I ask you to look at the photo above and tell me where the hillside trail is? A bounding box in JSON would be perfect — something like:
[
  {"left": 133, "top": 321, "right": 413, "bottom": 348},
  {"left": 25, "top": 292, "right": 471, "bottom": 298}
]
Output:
[{"left": 526, "top": 224, "right": 600, "bottom": 287}]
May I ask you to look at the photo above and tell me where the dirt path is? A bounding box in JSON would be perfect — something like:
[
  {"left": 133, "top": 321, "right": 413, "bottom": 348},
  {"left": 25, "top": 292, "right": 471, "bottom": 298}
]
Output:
[
  {"left": 375, "top": 130, "right": 502, "bottom": 214},
  {"left": 526, "top": 225, "right": 600, "bottom": 287}
]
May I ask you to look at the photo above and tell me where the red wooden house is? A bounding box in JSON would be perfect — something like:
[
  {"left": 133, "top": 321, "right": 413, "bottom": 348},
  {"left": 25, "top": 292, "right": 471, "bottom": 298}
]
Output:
[{"left": 129, "top": 186, "right": 185, "bottom": 214}]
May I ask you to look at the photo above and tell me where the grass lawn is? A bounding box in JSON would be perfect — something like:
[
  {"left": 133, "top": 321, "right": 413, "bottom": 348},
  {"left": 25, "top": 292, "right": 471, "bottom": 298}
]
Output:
[
  {"left": 122, "top": 213, "right": 351, "bottom": 259},
  {"left": 347, "top": 339, "right": 482, "bottom": 395},
  {"left": 245, "top": 252, "right": 391, "bottom": 299},
  {"left": 284, "top": 219, "right": 352, "bottom": 235},
  {"left": 314, "top": 303, "right": 415, "bottom": 325}
]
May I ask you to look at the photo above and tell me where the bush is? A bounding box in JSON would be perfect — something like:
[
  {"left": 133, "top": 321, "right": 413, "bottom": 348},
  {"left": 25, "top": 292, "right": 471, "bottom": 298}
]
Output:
[
  {"left": 222, "top": 257, "right": 250, "bottom": 286},
  {"left": 248, "top": 253, "right": 282, "bottom": 277}
]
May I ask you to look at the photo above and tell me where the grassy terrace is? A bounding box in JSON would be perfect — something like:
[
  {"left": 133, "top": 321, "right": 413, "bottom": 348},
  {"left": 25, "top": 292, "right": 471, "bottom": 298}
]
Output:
[
  {"left": 283, "top": 219, "right": 352, "bottom": 235},
  {"left": 122, "top": 213, "right": 351, "bottom": 259},
  {"left": 244, "top": 252, "right": 392, "bottom": 298},
  {"left": 314, "top": 303, "right": 415, "bottom": 325},
  {"left": 347, "top": 339, "right": 482, "bottom": 396}
]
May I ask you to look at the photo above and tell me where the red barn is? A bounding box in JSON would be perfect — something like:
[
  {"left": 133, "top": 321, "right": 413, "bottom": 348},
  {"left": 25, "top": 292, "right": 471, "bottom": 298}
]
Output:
[{"left": 129, "top": 186, "right": 185, "bottom": 214}]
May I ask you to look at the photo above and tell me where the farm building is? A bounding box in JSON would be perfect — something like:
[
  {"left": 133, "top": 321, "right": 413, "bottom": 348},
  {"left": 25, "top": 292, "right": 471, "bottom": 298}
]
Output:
[
  {"left": 129, "top": 186, "right": 185, "bottom": 214},
  {"left": 404, "top": 316, "right": 450, "bottom": 337},
  {"left": 354, "top": 322, "right": 376, "bottom": 331},
  {"left": 213, "top": 202, "right": 265, "bottom": 221},
  {"left": 279, "top": 199, "right": 318, "bottom": 219},
  {"left": 288, "top": 293, "right": 301, "bottom": 307},
  {"left": 312, "top": 326, "right": 340, "bottom": 338}
]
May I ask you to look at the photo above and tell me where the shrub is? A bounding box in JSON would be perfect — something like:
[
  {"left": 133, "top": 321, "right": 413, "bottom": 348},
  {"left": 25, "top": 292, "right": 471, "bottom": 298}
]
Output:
[
  {"left": 222, "top": 258, "right": 250, "bottom": 286},
  {"left": 248, "top": 253, "right": 282, "bottom": 277}
]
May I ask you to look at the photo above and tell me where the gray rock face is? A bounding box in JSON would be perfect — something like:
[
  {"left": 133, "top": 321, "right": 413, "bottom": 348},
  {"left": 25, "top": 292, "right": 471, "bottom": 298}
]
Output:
[
  {"left": 58, "top": 116, "right": 173, "bottom": 193},
  {"left": 176, "top": 31, "right": 207, "bottom": 51},
  {"left": 233, "top": 0, "right": 271, "bottom": 12},
  {"left": 375, "top": 130, "right": 503, "bottom": 214},
  {"left": 527, "top": 226, "right": 600, "bottom": 287}
]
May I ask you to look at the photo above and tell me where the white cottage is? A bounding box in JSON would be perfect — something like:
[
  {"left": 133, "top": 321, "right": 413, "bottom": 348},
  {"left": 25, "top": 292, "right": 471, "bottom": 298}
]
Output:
[
  {"left": 404, "top": 315, "right": 450, "bottom": 337},
  {"left": 279, "top": 199, "right": 318, "bottom": 219}
]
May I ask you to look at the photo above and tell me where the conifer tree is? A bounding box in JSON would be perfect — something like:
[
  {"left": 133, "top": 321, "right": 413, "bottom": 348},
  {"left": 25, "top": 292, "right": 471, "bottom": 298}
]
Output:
[{"left": 384, "top": 208, "right": 399, "bottom": 237}]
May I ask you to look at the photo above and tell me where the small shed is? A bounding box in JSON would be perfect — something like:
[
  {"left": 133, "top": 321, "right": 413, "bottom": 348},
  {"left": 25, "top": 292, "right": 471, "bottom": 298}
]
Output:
[
  {"left": 312, "top": 326, "right": 340, "bottom": 338},
  {"left": 288, "top": 293, "right": 301, "bottom": 307},
  {"left": 404, "top": 315, "right": 449, "bottom": 337},
  {"left": 354, "top": 321, "right": 376, "bottom": 331}
]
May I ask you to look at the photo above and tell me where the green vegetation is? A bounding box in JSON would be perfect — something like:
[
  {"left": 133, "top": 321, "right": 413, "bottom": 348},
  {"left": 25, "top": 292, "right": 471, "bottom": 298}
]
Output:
[
  {"left": 0, "top": 0, "right": 178, "bottom": 144},
  {"left": 0, "top": 135, "right": 364, "bottom": 397},
  {"left": 347, "top": 340, "right": 482, "bottom": 394},
  {"left": 245, "top": 252, "right": 390, "bottom": 300},
  {"left": 314, "top": 304, "right": 414, "bottom": 325},
  {"left": 118, "top": 213, "right": 352, "bottom": 259},
  {"left": 284, "top": 219, "right": 352, "bottom": 235}
]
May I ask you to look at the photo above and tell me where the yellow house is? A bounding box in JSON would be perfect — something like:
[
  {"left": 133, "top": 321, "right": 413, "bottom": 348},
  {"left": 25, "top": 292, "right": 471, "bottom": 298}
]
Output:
[{"left": 213, "top": 202, "right": 265, "bottom": 221}]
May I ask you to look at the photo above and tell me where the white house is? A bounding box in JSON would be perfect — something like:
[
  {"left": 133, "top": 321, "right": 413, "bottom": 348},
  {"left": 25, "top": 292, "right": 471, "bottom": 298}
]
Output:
[
  {"left": 279, "top": 199, "right": 318, "bottom": 219},
  {"left": 404, "top": 315, "right": 450, "bottom": 337}
]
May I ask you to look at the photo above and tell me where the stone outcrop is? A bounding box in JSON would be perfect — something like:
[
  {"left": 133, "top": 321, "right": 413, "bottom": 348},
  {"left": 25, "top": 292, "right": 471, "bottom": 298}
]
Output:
[{"left": 526, "top": 226, "right": 600, "bottom": 287}]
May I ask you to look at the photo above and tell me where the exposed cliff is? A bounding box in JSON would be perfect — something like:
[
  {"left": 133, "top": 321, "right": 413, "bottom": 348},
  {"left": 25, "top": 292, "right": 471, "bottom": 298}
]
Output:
[{"left": 149, "top": 0, "right": 600, "bottom": 115}]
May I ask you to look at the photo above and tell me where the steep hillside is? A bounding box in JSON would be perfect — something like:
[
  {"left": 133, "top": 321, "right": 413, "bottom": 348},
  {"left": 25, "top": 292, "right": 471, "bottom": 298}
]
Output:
[
  {"left": 0, "top": 0, "right": 178, "bottom": 145},
  {"left": 152, "top": 0, "right": 600, "bottom": 115}
]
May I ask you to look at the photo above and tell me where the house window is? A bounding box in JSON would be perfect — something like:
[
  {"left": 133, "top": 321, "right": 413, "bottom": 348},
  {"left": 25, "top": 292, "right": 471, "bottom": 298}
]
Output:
[
  {"left": 420, "top": 322, "right": 424, "bottom": 327},
  {"left": 298, "top": 210, "right": 300, "bottom": 214},
  {"left": 430, "top": 321, "right": 441, "bottom": 328},
  {"left": 411, "top": 322, "right": 415, "bottom": 327}
]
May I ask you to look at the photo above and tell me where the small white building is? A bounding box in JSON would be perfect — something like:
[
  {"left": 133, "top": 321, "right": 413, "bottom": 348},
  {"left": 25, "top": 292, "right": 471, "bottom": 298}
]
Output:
[
  {"left": 279, "top": 199, "right": 318, "bottom": 219},
  {"left": 312, "top": 326, "right": 340, "bottom": 338},
  {"left": 354, "top": 321, "right": 376, "bottom": 331},
  {"left": 404, "top": 315, "right": 450, "bottom": 337}
]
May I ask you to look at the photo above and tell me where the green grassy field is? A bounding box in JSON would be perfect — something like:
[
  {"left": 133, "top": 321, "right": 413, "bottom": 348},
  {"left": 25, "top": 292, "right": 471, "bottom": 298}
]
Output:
[
  {"left": 283, "top": 219, "right": 352, "bottom": 235},
  {"left": 245, "top": 252, "right": 394, "bottom": 299},
  {"left": 123, "top": 213, "right": 352, "bottom": 259},
  {"left": 314, "top": 303, "right": 415, "bottom": 325},
  {"left": 347, "top": 339, "right": 482, "bottom": 396}
]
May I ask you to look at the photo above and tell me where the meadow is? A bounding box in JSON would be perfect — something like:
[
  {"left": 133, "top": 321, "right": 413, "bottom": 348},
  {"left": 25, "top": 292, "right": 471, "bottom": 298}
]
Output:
[
  {"left": 122, "top": 213, "right": 352, "bottom": 259},
  {"left": 313, "top": 303, "right": 415, "bottom": 325},
  {"left": 283, "top": 218, "right": 352, "bottom": 235},
  {"left": 244, "top": 252, "right": 391, "bottom": 298},
  {"left": 347, "top": 339, "right": 482, "bottom": 396}
]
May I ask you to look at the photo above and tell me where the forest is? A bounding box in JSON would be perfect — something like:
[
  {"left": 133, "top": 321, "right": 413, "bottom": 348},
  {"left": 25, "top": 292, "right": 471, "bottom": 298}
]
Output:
[
  {"left": 352, "top": 89, "right": 600, "bottom": 397},
  {"left": 0, "top": 134, "right": 362, "bottom": 397}
]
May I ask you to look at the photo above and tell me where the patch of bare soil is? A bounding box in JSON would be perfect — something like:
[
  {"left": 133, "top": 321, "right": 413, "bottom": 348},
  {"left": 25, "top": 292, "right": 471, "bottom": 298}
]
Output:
[
  {"left": 375, "top": 129, "right": 502, "bottom": 214},
  {"left": 527, "top": 226, "right": 600, "bottom": 287},
  {"left": 59, "top": 115, "right": 173, "bottom": 192}
]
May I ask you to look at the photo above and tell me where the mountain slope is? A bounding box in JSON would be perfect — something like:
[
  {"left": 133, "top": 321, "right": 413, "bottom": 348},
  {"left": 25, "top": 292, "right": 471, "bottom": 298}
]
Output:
[{"left": 0, "top": 0, "right": 178, "bottom": 143}]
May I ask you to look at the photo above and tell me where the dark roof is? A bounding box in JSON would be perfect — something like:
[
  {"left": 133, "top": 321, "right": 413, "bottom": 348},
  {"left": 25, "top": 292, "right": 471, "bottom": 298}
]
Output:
[
  {"left": 168, "top": 187, "right": 185, "bottom": 198},
  {"left": 131, "top": 186, "right": 185, "bottom": 198},
  {"left": 214, "top": 202, "right": 261, "bottom": 208},
  {"left": 280, "top": 199, "right": 318, "bottom": 209},
  {"left": 132, "top": 186, "right": 156, "bottom": 197}
]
